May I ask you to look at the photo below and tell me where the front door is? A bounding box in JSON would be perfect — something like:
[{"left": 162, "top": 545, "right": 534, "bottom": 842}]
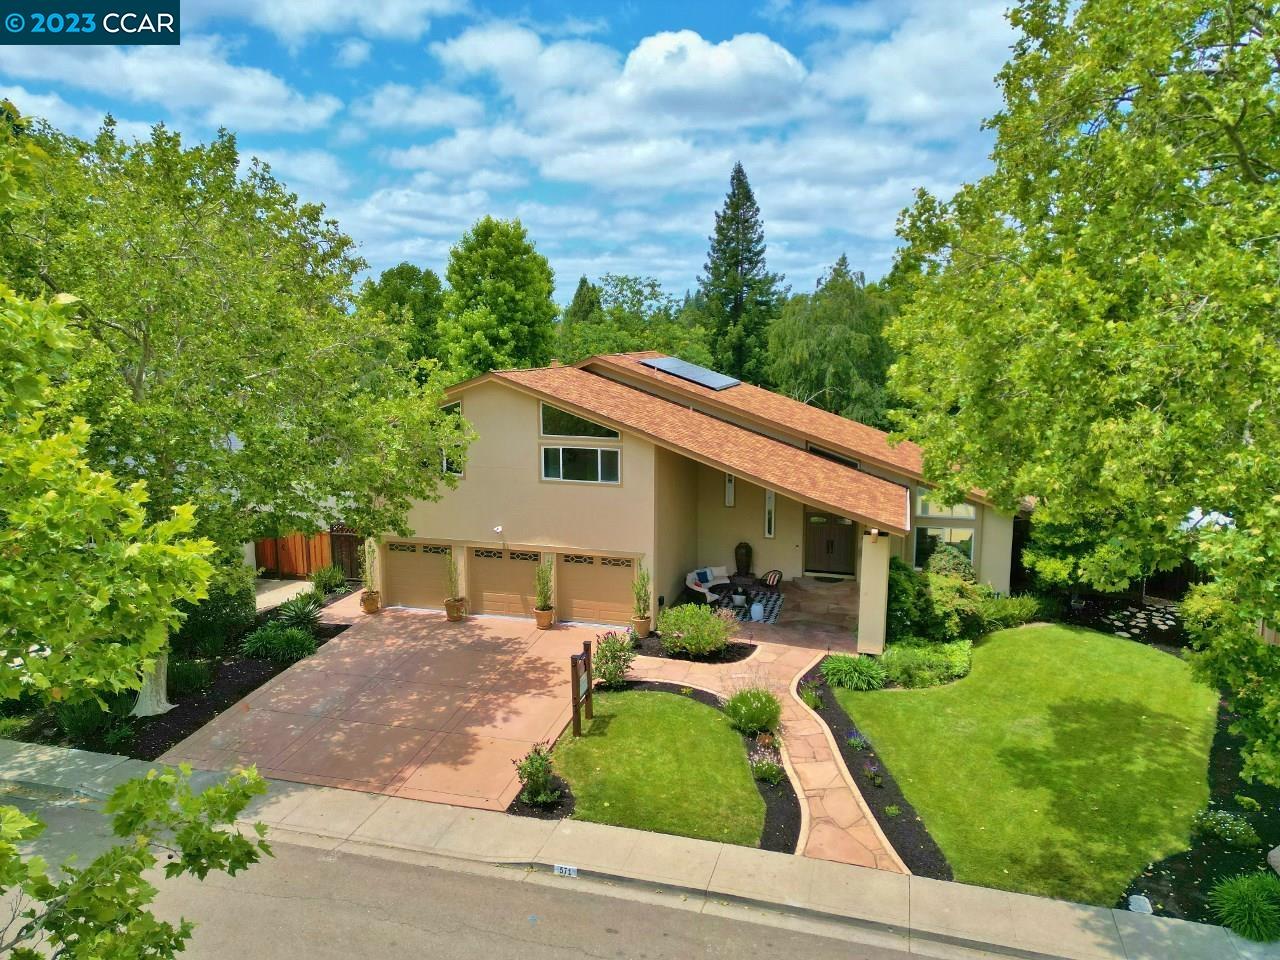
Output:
[{"left": 804, "top": 512, "right": 857, "bottom": 576}]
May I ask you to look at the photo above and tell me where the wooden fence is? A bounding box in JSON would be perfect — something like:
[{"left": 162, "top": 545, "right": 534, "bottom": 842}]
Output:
[{"left": 255, "top": 526, "right": 361, "bottom": 580}]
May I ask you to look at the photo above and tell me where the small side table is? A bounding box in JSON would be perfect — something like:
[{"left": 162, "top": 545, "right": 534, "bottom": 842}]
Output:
[{"left": 729, "top": 573, "right": 757, "bottom": 590}]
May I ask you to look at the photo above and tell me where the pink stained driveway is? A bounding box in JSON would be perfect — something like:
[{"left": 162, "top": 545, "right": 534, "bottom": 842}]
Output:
[{"left": 160, "top": 610, "right": 596, "bottom": 811}]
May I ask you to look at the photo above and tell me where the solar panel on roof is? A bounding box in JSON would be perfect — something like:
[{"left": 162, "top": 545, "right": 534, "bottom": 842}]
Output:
[{"left": 639, "top": 356, "right": 741, "bottom": 391}]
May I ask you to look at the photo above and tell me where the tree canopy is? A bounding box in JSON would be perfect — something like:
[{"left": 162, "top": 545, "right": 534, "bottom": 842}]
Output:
[
  {"left": 436, "top": 216, "right": 557, "bottom": 379},
  {"left": 357, "top": 261, "right": 445, "bottom": 365},
  {"left": 887, "top": 0, "right": 1279, "bottom": 781},
  {"left": 768, "top": 255, "right": 895, "bottom": 429},
  {"left": 555, "top": 274, "right": 713, "bottom": 366},
  {"left": 696, "top": 163, "right": 782, "bottom": 385},
  {"left": 0, "top": 121, "right": 468, "bottom": 551}
]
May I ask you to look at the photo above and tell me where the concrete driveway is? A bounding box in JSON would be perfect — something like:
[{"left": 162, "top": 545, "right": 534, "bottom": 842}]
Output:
[{"left": 162, "top": 611, "right": 593, "bottom": 810}]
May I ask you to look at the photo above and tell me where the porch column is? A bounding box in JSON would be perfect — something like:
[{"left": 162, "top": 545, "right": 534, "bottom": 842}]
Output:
[{"left": 857, "top": 531, "right": 891, "bottom": 654}]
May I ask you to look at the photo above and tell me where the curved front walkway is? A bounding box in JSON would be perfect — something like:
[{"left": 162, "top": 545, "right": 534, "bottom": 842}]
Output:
[{"left": 632, "top": 620, "right": 907, "bottom": 874}]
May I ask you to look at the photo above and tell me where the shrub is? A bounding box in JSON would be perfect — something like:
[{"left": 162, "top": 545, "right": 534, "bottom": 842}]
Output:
[
  {"left": 55, "top": 695, "right": 131, "bottom": 744},
  {"left": 632, "top": 563, "right": 651, "bottom": 620},
  {"left": 822, "top": 653, "right": 887, "bottom": 691},
  {"left": 446, "top": 554, "right": 461, "bottom": 600},
  {"left": 1237, "top": 794, "right": 1262, "bottom": 813},
  {"left": 847, "top": 734, "right": 869, "bottom": 751},
  {"left": 1193, "top": 808, "right": 1262, "bottom": 849},
  {"left": 514, "top": 742, "right": 560, "bottom": 805},
  {"left": 241, "top": 622, "right": 317, "bottom": 664},
  {"left": 169, "top": 658, "right": 215, "bottom": 699},
  {"left": 593, "top": 631, "right": 635, "bottom": 690},
  {"left": 658, "top": 604, "right": 736, "bottom": 658},
  {"left": 724, "top": 687, "right": 781, "bottom": 734},
  {"left": 927, "top": 574, "right": 991, "bottom": 642},
  {"left": 171, "top": 560, "right": 256, "bottom": 659},
  {"left": 887, "top": 558, "right": 991, "bottom": 645},
  {"left": 925, "top": 544, "right": 975, "bottom": 582},
  {"left": 882, "top": 639, "right": 973, "bottom": 688},
  {"left": 310, "top": 564, "right": 347, "bottom": 595},
  {"left": 749, "top": 752, "right": 785, "bottom": 785},
  {"left": 1209, "top": 872, "right": 1280, "bottom": 942},
  {"left": 799, "top": 680, "right": 823, "bottom": 710},
  {"left": 534, "top": 559, "right": 554, "bottom": 611},
  {"left": 275, "top": 592, "right": 323, "bottom": 634},
  {"left": 980, "top": 594, "right": 1043, "bottom": 630},
  {"left": 884, "top": 804, "right": 902, "bottom": 818}
]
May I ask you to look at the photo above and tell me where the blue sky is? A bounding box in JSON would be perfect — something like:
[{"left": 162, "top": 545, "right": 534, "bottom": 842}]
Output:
[{"left": 0, "top": 0, "right": 1014, "bottom": 300}]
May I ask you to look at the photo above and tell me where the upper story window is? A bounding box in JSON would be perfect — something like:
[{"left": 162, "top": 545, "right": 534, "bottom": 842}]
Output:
[
  {"left": 809, "top": 445, "right": 860, "bottom": 470},
  {"left": 440, "top": 401, "right": 464, "bottom": 476},
  {"left": 915, "top": 490, "right": 977, "bottom": 520},
  {"left": 724, "top": 473, "right": 736, "bottom": 507},
  {"left": 540, "top": 403, "right": 619, "bottom": 439},
  {"left": 764, "top": 490, "right": 776, "bottom": 538},
  {"left": 542, "top": 446, "right": 621, "bottom": 484}
]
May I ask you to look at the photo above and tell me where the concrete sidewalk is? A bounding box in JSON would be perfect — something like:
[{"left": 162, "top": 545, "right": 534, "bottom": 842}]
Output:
[{"left": 1, "top": 738, "right": 1275, "bottom": 960}]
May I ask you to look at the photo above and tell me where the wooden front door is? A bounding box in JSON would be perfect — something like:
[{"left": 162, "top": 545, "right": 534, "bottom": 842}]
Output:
[{"left": 804, "top": 512, "right": 857, "bottom": 576}]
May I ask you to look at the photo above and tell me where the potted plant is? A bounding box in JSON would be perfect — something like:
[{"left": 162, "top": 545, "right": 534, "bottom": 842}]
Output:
[
  {"left": 534, "top": 558, "right": 555, "bottom": 629},
  {"left": 444, "top": 554, "right": 465, "bottom": 622},
  {"left": 360, "top": 538, "right": 381, "bottom": 614},
  {"left": 631, "top": 563, "right": 652, "bottom": 638}
]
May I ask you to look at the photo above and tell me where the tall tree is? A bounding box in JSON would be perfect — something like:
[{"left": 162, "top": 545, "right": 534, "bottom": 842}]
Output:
[
  {"left": 561, "top": 275, "right": 603, "bottom": 331},
  {"left": 767, "top": 255, "right": 895, "bottom": 429},
  {"left": 0, "top": 119, "right": 468, "bottom": 553},
  {"left": 696, "top": 163, "right": 782, "bottom": 384},
  {"left": 555, "top": 274, "right": 713, "bottom": 366},
  {"left": 436, "top": 216, "right": 556, "bottom": 379},
  {"left": 887, "top": 1, "right": 1279, "bottom": 782},
  {"left": 358, "top": 262, "right": 444, "bottom": 364}
]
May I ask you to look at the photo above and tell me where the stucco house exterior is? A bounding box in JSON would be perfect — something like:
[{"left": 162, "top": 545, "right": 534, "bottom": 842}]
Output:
[{"left": 371, "top": 352, "right": 1014, "bottom": 653}]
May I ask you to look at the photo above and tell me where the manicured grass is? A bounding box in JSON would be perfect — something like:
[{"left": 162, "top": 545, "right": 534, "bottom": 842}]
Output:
[
  {"left": 554, "top": 690, "right": 764, "bottom": 846},
  {"left": 834, "top": 624, "right": 1218, "bottom": 905}
]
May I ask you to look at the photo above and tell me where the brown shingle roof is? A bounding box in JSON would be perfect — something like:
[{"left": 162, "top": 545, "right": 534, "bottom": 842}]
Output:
[
  {"left": 491, "top": 365, "right": 910, "bottom": 533},
  {"left": 582, "top": 352, "right": 927, "bottom": 480}
]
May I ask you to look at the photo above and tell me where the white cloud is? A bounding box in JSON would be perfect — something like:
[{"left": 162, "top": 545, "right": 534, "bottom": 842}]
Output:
[
  {"left": 0, "top": 38, "right": 340, "bottom": 132},
  {"left": 0, "top": 85, "right": 151, "bottom": 141},
  {"left": 351, "top": 84, "right": 483, "bottom": 130},
  {"left": 185, "top": 0, "right": 467, "bottom": 42},
  {"left": 249, "top": 148, "right": 353, "bottom": 196},
  {"left": 335, "top": 39, "right": 371, "bottom": 68}
]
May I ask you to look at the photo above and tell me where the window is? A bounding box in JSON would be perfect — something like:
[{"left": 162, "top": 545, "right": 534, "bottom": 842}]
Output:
[
  {"left": 809, "top": 445, "right": 860, "bottom": 470},
  {"left": 540, "top": 403, "right": 619, "bottom": 439},
  {"left": 541, "top": 446, "right": 621, "bottom": 484},
  {"left": 915, "top": 489, "right": 977, "bottom": 520},
  {"left": 764, "top": 490, "right": 776, "bottom": 538},
  {"left": 914, "top": 527, "right": 975, "bottom": 567},
  {"left": 724, "top": 473, "right": 736, "bottom": 507},
  {"left": 441, "top": 401, "right": 464, "bottom": 476}
]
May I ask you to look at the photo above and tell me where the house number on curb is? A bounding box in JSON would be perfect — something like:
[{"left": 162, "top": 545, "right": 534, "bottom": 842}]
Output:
[{"left": 554, "top": 864, "right": 578, "bottom": 878}]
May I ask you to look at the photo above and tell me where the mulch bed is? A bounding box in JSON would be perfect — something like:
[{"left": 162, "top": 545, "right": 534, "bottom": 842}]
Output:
[
  {"left": 800, "top": 665, "right": 953, "bottom": 880},
  {"left": 632, "top": 632, "right": 757, "bottom": 664},
  {"left": 127, "top": 622, "right": 350, "bottom": 761},
  {"left": 1062, "top": 595, "right": 1187, "bottom": 651},
  {"left": 508, "top": 680, "right": 802, "bottom": 854},
  {"left": 1119, "top": 699, "right": 1280, "bottom": 923}
]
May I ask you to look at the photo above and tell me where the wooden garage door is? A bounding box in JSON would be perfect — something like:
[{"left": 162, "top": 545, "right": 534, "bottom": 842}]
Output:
[
  {"left": 557, "top": 553, "right": 634, "bottom": 625},
  {"left": 468, "top": 548, "right": 540, "bottom": 617},
  {"left": 383, "top": 541, "right": 452, "bottom": 608}
]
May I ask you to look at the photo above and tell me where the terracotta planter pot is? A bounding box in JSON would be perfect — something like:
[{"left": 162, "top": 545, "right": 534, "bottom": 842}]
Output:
[
  {"left": 361, "top": 590, "right": 381, "bottom": 614},
  {"left": 535, "top": 607, "right": 555, "bottom": 629},
  {"left": 630, "top": 616, "right": 652, "bottom": 638},
  {"left": 445, "top": 598, "right": 466, "bottom": 622}
]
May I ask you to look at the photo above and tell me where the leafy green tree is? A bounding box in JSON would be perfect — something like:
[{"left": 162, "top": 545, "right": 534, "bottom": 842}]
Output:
[
  {"left": 556, "top": 274, "right": 714, "bottom": 366},
  {"left": 436, "top": 216, "right": 556, "bottom": 379},
  {"left": 357, "top": 261, "right": 444, "bottom": 364},
  {"left": 887, "top": 1, "right": 1279, "bottom": 781},
  {"left": 767, "top": 255, "right": 895, "bottom": 428},
  {"left": 697, "top": 163, "right": 783, "bottom": 384},
  {"left": 560, "top": 275, "right": 603, "bottom": 332},
  {"left": 0, "top": 120, "right": 468, "bottom": 553}
]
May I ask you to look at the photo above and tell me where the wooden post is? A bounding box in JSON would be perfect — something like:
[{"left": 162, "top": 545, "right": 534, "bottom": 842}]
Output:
[
  {"left": 582, "top": 639, "right": 593, "bottom": 720},
  {"left": 570, "top": 654, "right": 582, "bottom": 737}
]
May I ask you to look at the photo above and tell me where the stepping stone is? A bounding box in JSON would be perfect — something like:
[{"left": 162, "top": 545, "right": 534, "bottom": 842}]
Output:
[
  {"left": 1269, "top": 846, "right": 1280, "bottom": 878},
  {"left": 1128, "top": 894, "right": 1154, "bottom": 914}
]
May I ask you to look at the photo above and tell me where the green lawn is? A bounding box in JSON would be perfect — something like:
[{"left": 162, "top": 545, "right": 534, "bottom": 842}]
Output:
[
  {"left": 835, "top": 624, "right": 1218, "bottom": 905},
  {"left": 554, "top": 690, "right": 764, "bottom": 846}
]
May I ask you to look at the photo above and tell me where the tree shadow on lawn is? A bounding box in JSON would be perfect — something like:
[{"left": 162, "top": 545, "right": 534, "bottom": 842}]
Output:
[{"left": 995, "top": 696, "right": 1210, "bottom": 904}]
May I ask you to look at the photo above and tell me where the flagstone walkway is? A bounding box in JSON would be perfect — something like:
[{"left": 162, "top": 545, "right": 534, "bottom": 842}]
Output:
[{"left": 631, "top": 619, "right": 907, "bottom": 874}]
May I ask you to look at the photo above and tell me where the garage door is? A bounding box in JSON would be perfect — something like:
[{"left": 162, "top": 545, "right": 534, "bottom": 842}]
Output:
[
  {"left": 383, "top": 541, "right": 452, "bottom": 609},
  {"left": 557, "top": 553, "right": 634, "bottom": 625},
  {"left": 468, "top": 548, "right": 541, "bottom": 617}
]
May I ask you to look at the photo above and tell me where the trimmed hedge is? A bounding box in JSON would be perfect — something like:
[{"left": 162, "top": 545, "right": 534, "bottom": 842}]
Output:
[{"left": 881, "top": 640, "right": 973, "bottom": 688}]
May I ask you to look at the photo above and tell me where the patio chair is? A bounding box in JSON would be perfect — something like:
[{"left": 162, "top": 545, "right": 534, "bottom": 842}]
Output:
[
  {"left": 756, "top": 570, "right": 783, "bottom": 594},
  {"left": 686, "top": 565, "right": 730, "bottom": 603}
]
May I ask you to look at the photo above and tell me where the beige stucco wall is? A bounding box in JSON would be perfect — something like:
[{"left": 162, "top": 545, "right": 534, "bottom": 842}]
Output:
[
  {"left": 694, "top": 464, "right": 804, "bottom": 579},
  {"left": 405, "top": 380, "right": 656, "bottom": 562},
  {"left": 857, "top": 532, "right": 893, "bottom": 654},
  {"left": 977, "top": 506, "right": 1014, "bottom": 594},
  {"left": 652, "top": 446, "right": 699, "bottom": 618}
]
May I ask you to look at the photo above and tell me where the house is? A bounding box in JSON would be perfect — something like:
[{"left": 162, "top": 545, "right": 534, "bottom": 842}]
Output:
[{"left": 372, "top": 353, "right": 1014, "bottom": 653}]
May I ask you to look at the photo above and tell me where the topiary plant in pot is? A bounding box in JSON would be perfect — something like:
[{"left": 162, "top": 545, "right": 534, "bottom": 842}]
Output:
[
  {"left": 631, "top": 562, "right": 652, "bottom": 638},
  {"left": 360, "top": 538, "right": 381, "bottom": 614},
  {"left": 534, "top": 557, "right": 555, "bottom": 628},
  {"left": 444, "top": 553, "right": 465, "bottom": 621}
]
